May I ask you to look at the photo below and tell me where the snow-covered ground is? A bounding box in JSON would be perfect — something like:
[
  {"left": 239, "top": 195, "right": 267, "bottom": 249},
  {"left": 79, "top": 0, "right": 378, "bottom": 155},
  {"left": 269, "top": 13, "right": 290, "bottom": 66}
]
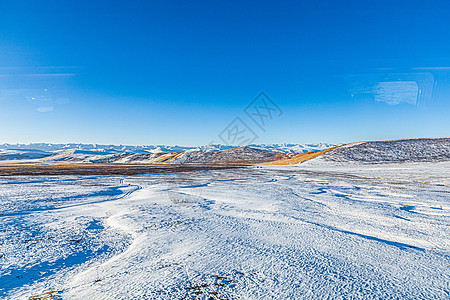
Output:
[{"left": 1, "top": 163, "right": 449, "bottom": 299}]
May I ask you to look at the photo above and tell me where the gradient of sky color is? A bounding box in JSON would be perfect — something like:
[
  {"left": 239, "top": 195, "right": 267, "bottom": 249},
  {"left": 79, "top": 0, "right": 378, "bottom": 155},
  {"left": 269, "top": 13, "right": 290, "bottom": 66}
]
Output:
[{"left": 1, "top": 0, "right": 450, "bottom": 146}]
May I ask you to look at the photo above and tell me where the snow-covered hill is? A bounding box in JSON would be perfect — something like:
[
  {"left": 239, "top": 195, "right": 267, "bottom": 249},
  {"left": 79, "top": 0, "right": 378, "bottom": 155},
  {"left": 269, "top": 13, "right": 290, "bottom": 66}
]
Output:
[{"left": 301, "top": 137, "right": 450, "bottom": 165}]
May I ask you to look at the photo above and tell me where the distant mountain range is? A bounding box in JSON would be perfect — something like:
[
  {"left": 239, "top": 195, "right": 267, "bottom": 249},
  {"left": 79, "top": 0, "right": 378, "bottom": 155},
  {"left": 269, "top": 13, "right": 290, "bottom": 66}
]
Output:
[
  {"left": 0, "top": 142, "right": 336, "bottom": 153},
  {"left": 36, "top": 146, "right": 301, "bottom": 165},
  {"left": 2, "top": 138, "right": 448, "bottom": 165},
  {"left": 0, "top": 143, "right": 336, "bottom": 162}
]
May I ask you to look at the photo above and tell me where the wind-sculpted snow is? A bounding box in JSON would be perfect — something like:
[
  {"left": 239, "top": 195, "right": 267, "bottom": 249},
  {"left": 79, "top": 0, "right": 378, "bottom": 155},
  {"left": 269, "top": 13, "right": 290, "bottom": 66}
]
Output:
[
  {"left": 303, "top": 137, "right": 450, "bottom": 165},
  {"left": 0, "top": 163, "right": 449, "bottom": 299}
]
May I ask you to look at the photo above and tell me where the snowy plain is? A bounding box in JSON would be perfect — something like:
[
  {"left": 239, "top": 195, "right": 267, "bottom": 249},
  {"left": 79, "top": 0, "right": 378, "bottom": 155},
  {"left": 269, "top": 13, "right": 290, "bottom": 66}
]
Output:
[{"left": 0, "top": 162, "right": 449, "bottom": 299}]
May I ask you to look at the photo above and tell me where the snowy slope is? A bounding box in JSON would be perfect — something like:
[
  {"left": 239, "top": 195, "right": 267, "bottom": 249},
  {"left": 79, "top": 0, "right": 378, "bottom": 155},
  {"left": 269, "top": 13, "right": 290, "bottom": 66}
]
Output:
[{"left": 302, "top": 137, "right": 450, "bottom": 165}]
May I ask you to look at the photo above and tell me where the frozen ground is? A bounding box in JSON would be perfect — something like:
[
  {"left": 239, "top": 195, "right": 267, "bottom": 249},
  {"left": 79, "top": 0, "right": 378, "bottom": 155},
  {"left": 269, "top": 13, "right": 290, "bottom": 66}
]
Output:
[{"left": 0, "top": 163, "right": 449, "bottom": 299}]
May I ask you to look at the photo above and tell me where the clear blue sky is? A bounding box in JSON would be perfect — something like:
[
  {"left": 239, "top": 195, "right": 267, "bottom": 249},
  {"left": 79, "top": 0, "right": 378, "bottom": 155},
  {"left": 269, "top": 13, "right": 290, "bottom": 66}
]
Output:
[{"left": 1, "top": 0, "right": 449, "bottom": 146}]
